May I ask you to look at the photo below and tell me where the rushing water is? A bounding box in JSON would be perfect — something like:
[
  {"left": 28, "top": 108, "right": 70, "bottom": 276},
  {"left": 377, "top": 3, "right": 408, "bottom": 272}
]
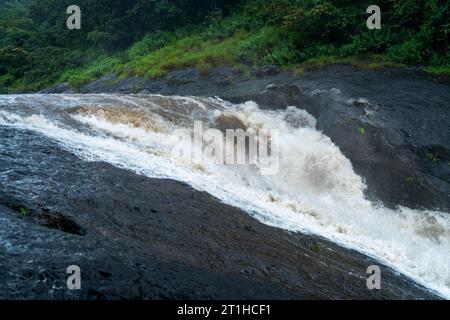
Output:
[{"left": 0, "top": 94, "right": 449, "bottom": 298}]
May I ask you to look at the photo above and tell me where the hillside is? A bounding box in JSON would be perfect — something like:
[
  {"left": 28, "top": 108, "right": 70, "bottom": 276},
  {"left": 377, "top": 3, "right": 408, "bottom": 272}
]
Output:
[{"left": 0, "top": 0, "right": 449, "bottom": 93}]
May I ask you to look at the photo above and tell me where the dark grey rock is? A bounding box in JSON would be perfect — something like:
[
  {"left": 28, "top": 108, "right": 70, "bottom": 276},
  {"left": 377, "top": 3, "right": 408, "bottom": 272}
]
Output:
[
  {"left": 255, "top": 65, "right": 281, "bottom": 78},
  {"left": 166, "top": 68, "right": 199, "bottom": 85},
  {"left": 38, "top": 82, "right": 74, "bottom": 94}
]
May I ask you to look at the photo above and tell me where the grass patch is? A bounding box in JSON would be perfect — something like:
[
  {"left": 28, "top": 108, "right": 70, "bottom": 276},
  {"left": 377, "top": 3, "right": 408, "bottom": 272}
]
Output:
[
  {"left": 59, "top": 55, "right": 124, "bottom": 90},
  {"left": 123, "top": 33, "right": 245, "bottom": 79},
  {"left": 292, "top": 54, "right": 406, "bottom": 74},
  {"left": 423, "top": 65, "right": 450, "bottom": 76}
]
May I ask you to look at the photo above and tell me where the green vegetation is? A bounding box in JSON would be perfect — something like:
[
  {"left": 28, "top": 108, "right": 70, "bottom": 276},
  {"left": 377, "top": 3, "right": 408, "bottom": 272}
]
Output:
[
  {"left": 124, "top": 33, "right": 244, "bottom": 78},
  {"left": 6, "top": 202, "right": 32, "bottom": 216},
  {"left": 405, "top": 176, "right": 415, "bottom": 184},
  {"left": 423, "top": 65, "right": 450, "bottom": 75},
  {"left": 61, "top": 55, "right": 124, "bottom": 90},
  {"left": 19, "top": 206, "right": 30, "bottom": 217},
  {"left": 427, "top": 151, "right": 440, "bottom": 162},
  {"left": 0, "top": 0, "right": 449, "bottom": 93},
  {"left": 310, "top": 243, "right": 322, "bottom": 253}
]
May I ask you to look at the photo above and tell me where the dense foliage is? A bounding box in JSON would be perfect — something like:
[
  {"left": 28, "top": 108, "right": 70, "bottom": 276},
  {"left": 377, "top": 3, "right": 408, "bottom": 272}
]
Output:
[{"left": 0, "top": 0, "right": 449, "bottom": 92}]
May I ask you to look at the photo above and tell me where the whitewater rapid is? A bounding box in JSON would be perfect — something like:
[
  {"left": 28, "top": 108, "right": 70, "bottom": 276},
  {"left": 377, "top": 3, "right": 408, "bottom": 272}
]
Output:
[{"left": 0, "top": 94, "right": 448, "bottom": 298}]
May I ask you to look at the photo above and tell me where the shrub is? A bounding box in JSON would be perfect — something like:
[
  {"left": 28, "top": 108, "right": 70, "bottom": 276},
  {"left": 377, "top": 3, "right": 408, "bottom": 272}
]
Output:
[
  {"left": 388, "top": 39, "right": 424, "bottom": 65},
  {"left": 239, "top": 26, "right": 299, "bottom": 65},
  {"left": 128, "top": 31, "right": 176, "bottom": 59},
  {"left": 340, "top": 29, "right": 398, "bottom": 56}
]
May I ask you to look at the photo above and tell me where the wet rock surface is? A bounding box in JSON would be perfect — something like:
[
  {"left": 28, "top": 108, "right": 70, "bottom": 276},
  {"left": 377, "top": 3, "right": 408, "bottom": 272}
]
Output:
[{"left": 0, "top": 127, "right": 440, "bottom": 299}]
